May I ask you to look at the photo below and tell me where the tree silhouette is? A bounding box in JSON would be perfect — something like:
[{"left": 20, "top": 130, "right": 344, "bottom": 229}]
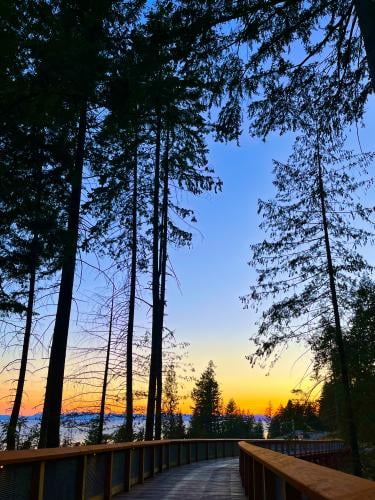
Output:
[{"left": 246, "top": 127, "right": 374, "bottom": 475}]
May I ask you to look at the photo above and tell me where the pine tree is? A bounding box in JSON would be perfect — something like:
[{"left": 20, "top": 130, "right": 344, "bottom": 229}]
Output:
[
  {"left": 315, "top": 279, "right": 375, "bottom": 444},
  {"left": 246, "top": 126, "right": 375, "bottom": 475},
  {"left": 189, "top": 361, "right": 221, "bottom": 438},
  {"left": 38, "top": 0, "right": 145, "bottom": 448},
  {"left": 1, "top": 13, "right": 69, "bottom": 446},
  {"left": 175, "top": 1, "right": 375, "bottom": 139},
  {"left": 161, "top": 364, "right": 185, "bottom": 438}
]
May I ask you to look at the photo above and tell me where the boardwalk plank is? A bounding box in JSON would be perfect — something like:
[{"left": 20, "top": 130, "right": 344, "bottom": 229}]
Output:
[{"left": 116, "top": 458, "right": 246, "bottom": 500}]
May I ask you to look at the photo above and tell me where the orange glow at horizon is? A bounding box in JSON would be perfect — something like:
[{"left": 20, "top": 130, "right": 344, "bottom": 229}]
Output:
[{"left": 0, "top": 343, "right": 316, "bottom": 417}]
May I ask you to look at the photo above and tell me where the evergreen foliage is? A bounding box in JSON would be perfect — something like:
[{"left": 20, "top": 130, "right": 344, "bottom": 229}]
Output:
[
  {"left": 246, "top": 126, "right": 374, "bottom": 475},
  {"left": 189, "top": 361, "right": 221, "bottom": 438},
  {"left": 1, "top": 0, "right": 375, "bottom": 456},
  {"left": 161, "top": 365, "right": 185, "bottom": 439},
  {"left": 268, "top": 400, "right": 325, "bottom": 439},
  {"left": 245, "top": 129, "right": 374, "bottom": 365},
  {"left": 316, "top": 280, "right": 375, "bottom": 443}
]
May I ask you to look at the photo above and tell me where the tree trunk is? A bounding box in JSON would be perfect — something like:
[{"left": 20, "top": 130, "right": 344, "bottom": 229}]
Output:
[
  {"left": 97, "top": 289, "right": 114, "bottom": 444},
  {"left": 316, "top": 138, "right": 362, "bottom": 476},
  {"left": 38, "top": 104, "right": 87, "bottom": 448},
  {"left": 155, "top": 131, "right": 170, "bottom": 441},
  {"left": 6, "top": 255, "right": 37, "bottom": 450},
  {"left": 125, "top": 145, "right": 138, "bottom": 442},
  {"left": 355, "top": 0, "right": 375, "bottom": 91},
  {"left": 145, "top": 112, "right": 162, "bottom": 441}
]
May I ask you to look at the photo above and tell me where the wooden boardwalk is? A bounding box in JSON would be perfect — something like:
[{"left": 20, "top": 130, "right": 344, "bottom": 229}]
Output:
[{"left": 116, "top": 457, "right": 246, "bottom": 499}]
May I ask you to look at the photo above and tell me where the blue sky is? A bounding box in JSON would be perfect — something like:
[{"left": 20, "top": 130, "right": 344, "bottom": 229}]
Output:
[{"left": 164, "top": 96, "right": 375, "bottom": 412}]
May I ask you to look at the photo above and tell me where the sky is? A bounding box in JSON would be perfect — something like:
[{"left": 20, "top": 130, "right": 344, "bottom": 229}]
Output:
[
  {"left": 1, "top": 99, "right": 374, "bottom": 418},
  {"left": 165, "top": 130, "right": 314, "bottom": 414},
  {"left": 164, "top": 100, "right": 375, "bottom": 415}
]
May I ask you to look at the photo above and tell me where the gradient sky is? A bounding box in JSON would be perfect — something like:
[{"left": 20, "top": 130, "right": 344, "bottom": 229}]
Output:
[
  {"left": 165, "top": 99, "right": 375, "bottom": 415},
  {"left": 1, "top": 98, "right": 374, "bottom": 417}
]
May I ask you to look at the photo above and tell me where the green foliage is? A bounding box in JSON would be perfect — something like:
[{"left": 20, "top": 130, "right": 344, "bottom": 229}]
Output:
[
  {"left": 189, "top": 363, "right": 262, "bottom": 438},
  {"left": 316, "top": 280, "right": 375, "bottom": 443},
  {"left": 189, "top": 361, "right": 221, "bottom": 438},
  {"left": 268, "top": 400, "right": 325, "bottom": 439},
  {"left": 0, "top": 417, "right": 40, "bottom": 450},
  {"left": 221, "top": 399, "right": 262, "bottom": 439},
  {"left": 245, "top": 129, "right": 375, "bottom": 366},
  {"left": 84, "top": 416, "right": 110, "bottom": 445},
  {"left": 161, "top": 365, "right": 186, "bottom": 438}
]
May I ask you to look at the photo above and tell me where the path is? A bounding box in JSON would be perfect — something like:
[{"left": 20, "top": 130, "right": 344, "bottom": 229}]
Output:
[{"left": 116, "top": 457, "right": 246, "bottom": 499}]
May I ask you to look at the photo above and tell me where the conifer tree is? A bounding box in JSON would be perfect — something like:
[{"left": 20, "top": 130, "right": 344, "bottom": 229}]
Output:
[
  {"left": 189, "top": 361, "right": 221, "bottom": 438},
  {"left": 1, "top": 5, "right": 69, "bottom": 445},
  {"left": 314, "top": 279, "right": 375, "bottom": 444},
  {"left": 246, "top": 126, "right": 374, "bottom": 475},
  {"left": 174, "top": 1, "right": 375, "bottom": 139},
  {"left": 161, "top": 364, "right": 185, "bottom": 439},
  {"left": 38, "top": 0, "right": 144, "bottom": 448},
  {"left": 143, "top": 1, "right": 221, "bottom": 440}
]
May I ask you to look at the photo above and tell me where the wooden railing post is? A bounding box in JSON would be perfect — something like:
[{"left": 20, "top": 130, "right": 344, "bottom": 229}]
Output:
[
  {"left": 124, "top": 449, "right": 131, "bottom": 493},
  {"left": 166, "top": 443, "right": 170, "bottom": 469},
  {"left": 158, "top": 444, "right": 163, "bottom": 473},
  {"left": 31, "top": 461, "right": 45, "bottom": 500},
  {"left": 139, "top": 447, "right": 144, "bottom": 484},
  {"left": 243, "top": 454, "right": 249, "bottom": 496},
  {"left": 150, "top": 446, "right": 155, "bottom": 477},
  {"left": 104, "top": 452, "right": 113, "bottom": 500},
  {"left": 76, "top": 455, "right": 87, "bottom": 499},
  {"left": 254, "top": 459, "right": 264, "bottom": 499}
]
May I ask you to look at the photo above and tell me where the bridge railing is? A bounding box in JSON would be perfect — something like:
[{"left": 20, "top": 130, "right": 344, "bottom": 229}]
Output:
[
  {"left": 248, "top": 438, "right": 347, "bottom": 467},
  {"left": 0, "top": 438, "right": 354, "bottom": 500},
  {"left": 239, "top": 441, "right": 375, "bottom": 499},
  {"left": 0, "top": 438, "right": 240, "bottom": 499}
]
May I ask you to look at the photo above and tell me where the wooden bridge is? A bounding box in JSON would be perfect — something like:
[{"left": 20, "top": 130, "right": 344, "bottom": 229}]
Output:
[{"left": 1, "top": 438, "right": 375, "bottom": 499}]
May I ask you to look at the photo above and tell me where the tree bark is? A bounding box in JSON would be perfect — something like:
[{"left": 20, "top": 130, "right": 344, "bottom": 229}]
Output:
[
  {"left": 354, "top": 0, "right": 375, "bottom": 91},
  {"left": 38, "top": 103, "right": 87, "bottom": 448},
  {"left": 6, "top": 252, "right": 37, "bottom": 450},
  {"left": 97, "top": 289, "right": 114, "bottom": 444},
  {"left": 125, "top": 145, "right": 138, "bottom": 441},
  {"left": 155, "top": 131, "right": 170, "bottom": 440},
  {"left": 316, "top": 138, "right": 362, "bottom": 476},
  {"left": 145, "top": 112, "right": 162, "bottom": 441}
]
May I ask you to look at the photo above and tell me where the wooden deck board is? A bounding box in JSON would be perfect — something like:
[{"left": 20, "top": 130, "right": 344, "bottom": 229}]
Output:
[{"left": 116, "top": 458, "right": 246, "bottom": 499}]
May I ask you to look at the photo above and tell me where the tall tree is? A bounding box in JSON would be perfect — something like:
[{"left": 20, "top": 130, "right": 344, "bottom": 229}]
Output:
[
  {"left": 174, "top": 1, "right": 375, "bottom": 139},
  {"left": 246, "top": 127, "right": 374, "bottom": 475},
  {"left": 38, "top": 0, "right": 144, "bottom": 448},
  {"left": 144, "top": 1, "right": 221, "bottom": 439},
  {"left": 314, "top": 279, "right": 375, "bottom": 445},
  {"left": 189, "top": 361, "right": 221, "bottom": 438},
  {"left": 1, "top": 38, "right": 68, "bottom": 448}
]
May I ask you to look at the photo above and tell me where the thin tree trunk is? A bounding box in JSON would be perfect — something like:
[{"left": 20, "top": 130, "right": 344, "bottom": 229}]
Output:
[
  {"left": 38, "top": 103, "right": 87, "bottom": 448},
  {"left": 155, "top": 131, "right": 170, "bottom": 440},
  {"left": 125, "top": 145, "right": 138, "bottom": 441},
  {"left": 6, "top": 253, "right": 37, "bottom": 450},
  {"left": 316, "top": 138, "right": 362, "bottom": 476},
  {"left": 97, "top": 289, "right": 114, "bottom": 444},
  {"left": 145, "top": 112, "right": 162, "bottom": 441},
  {"left": 355, "top": 0, "right": 375, "bottom": 91}
]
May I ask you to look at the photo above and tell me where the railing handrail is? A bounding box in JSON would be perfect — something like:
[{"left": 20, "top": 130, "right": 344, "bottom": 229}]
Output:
[
  {"left": 0, "top": 438, "right": 343, "bottom": 465},
  {"left": 239, "top": 441, "right": 375, "bottom": 499}
]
